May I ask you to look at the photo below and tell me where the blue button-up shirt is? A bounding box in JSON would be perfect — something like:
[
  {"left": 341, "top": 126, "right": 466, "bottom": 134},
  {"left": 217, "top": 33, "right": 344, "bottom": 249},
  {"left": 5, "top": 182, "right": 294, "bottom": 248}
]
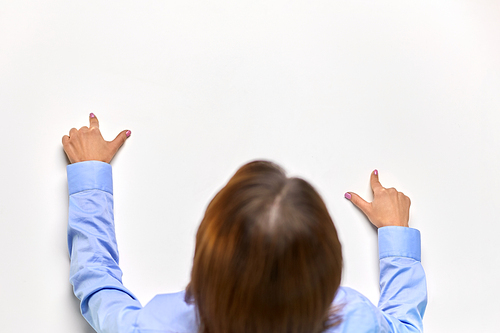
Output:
[{"left": 67, "top": 161, "right": 427, "bottom": 333}]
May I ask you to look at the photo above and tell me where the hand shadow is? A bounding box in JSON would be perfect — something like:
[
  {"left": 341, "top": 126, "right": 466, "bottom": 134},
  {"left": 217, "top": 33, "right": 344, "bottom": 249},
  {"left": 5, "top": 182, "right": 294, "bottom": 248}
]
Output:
[
  {"left": 62, "top": 149, "right": 70, "bottom": 165},
  {"left": 348, "top": 200, "right": 380, "bottom": 287},
  {"left": 349, "top": 203, "right": 378, "bottom": 234}
]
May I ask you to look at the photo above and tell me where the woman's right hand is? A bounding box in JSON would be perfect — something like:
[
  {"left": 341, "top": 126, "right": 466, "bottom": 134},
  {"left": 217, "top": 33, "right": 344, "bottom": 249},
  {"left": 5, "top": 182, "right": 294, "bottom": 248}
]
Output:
[{"left": 345, "top": 170, "right": 411, "bottom": 228}]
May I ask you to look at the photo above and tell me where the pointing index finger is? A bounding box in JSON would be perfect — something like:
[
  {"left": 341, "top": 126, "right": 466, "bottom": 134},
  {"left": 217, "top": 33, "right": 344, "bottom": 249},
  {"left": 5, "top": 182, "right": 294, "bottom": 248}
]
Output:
[
  {"left": 89, "top": 113, "right": 99, "bottom": 129},
  {"left": 370, "top": 169, "right": 383, "bottom": 192}
]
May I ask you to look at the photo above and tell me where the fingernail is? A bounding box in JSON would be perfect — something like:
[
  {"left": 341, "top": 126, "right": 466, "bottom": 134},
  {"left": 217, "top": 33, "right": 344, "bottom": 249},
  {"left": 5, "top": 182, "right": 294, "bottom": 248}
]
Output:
[
  {"left": 126, "top": 130, "right": 131, "bottom": 138},
  {"left": 374, "top": 169, "right": 378, "bottom": 175},
  {"left": 344, "top": 192, "right": 352, "bottom": 200},
  {"left": 90, "top": 113, "right": 95, "bottom": 118}
]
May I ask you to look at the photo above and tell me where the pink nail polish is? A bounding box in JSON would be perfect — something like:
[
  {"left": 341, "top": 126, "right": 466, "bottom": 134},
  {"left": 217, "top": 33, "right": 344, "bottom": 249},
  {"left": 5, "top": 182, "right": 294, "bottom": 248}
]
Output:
[
  {"left": 126, "top": 130, "right": 131, "bottom": 138},
  {"left": 374, "top": 169, "right": 378, "bottom": 175},
  {"left": 90, "top": 113, "right": 95, "bottom": 118},
  {"left": 345, "top": 192, "right": 352, "bottom": 200}
]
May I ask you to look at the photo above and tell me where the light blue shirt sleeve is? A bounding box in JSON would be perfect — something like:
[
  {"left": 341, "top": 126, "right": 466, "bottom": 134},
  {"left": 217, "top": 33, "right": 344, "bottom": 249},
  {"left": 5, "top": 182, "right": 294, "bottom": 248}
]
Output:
[
  {"left": 67, "top": 160, "right": 142, "bottom": 333},
  {"left": 377, "top": 227, "right": 427, "bottom": 332},
  {"left": 329, "top": 227, "right": 427, "bottom": 333}
]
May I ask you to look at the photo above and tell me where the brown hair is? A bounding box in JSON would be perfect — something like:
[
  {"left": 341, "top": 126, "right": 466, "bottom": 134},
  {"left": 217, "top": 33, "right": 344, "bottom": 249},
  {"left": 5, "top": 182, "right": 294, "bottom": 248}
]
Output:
[{"left": 185, "top": 160, "right": 343, "bottom": 333}]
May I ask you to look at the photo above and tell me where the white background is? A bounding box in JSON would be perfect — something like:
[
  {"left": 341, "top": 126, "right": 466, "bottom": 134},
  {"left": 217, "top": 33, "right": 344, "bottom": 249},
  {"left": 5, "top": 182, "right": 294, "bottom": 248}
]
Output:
[{"left": 1, "top": 1, "right": 499, "bottom": 332}]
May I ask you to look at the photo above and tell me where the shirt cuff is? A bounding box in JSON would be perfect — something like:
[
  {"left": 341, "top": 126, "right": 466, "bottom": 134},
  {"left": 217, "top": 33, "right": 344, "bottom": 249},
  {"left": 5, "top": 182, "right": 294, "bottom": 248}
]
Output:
[
  {"left": 378, "top": 226, "right": 421, "bottom": 262},
  {"left": 67, "top": 161, "right": 113, "bottom": 195}
]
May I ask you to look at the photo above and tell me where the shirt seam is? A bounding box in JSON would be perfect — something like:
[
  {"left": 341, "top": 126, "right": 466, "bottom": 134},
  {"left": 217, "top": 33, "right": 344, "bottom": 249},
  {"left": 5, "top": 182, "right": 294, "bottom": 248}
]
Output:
[
  {"left": 70, "top": 188, "right": 113, "bottom": 196},
  {"left": 379, "top": 254, "right": 420, "bottom": 261}
]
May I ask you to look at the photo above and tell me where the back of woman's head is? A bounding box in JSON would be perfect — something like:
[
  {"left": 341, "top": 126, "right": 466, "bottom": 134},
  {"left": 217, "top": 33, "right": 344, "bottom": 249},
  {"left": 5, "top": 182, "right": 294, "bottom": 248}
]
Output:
[{"left": 186, "top": 160, "right": 343, "bottom": 333}]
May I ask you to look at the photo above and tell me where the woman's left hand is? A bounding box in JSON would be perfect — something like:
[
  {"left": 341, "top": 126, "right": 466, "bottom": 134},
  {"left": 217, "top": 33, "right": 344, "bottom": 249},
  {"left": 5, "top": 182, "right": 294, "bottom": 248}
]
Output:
[{"left": 62, "top": 113, "right": 130, "bottom": 164}]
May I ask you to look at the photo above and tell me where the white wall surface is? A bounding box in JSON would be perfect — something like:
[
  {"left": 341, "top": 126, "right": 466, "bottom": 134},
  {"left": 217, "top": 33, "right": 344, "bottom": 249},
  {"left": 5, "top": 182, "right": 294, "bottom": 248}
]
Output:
[{"left": 1, "top": 1, "right": 499, "bottom": 332}]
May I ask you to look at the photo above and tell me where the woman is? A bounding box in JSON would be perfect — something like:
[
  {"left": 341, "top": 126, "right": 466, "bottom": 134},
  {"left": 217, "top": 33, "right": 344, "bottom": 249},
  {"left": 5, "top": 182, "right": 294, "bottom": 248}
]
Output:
[{"left": 63, "top": 114, "right": 427, "bottom": 333}]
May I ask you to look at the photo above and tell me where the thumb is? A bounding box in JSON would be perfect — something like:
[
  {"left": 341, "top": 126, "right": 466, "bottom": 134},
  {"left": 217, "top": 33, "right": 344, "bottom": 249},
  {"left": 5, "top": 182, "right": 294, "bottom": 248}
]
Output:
[
  {"left": 109, "top": 129, "right": 131, "bottom": 153},
  {"left": 345, "top": 192, "right": 372, "bottom": 217}
]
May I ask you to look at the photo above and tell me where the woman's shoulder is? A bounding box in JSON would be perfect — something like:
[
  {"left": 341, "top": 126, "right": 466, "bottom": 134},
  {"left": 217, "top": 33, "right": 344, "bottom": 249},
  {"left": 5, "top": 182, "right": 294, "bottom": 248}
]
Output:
[
  {"left": 325, "top": 286, "right": 388, "bottom": 333},
  {"left": 133, "top": 288, "right": 389, "bottom": 333},
  {"left": 135, "top": 290, "right": 198, "bottom": 333}
]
